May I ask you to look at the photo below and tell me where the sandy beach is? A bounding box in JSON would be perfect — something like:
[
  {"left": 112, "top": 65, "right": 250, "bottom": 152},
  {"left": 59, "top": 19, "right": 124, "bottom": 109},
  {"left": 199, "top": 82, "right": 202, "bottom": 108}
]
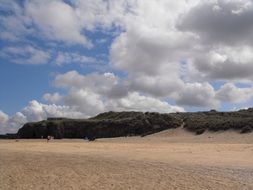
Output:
[{"left": 0, "top": 129, "right": 253, "bottom": 190}]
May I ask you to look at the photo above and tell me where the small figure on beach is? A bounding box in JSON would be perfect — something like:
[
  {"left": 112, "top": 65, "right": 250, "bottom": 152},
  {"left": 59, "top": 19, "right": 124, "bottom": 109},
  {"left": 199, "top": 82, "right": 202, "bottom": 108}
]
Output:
[
  {"left": 84, "top": 135, "right": 96, "bottom": 141},
  {"left": 47, "top": 135, "right": 51, "bottom": 142}
]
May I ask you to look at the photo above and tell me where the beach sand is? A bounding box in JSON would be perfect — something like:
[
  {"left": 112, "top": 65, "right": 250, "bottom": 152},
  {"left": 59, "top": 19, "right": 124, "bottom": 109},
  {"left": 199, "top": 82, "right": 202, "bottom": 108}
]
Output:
[{"left": 0, "top": 128, "right": 253, "bottom": 190}]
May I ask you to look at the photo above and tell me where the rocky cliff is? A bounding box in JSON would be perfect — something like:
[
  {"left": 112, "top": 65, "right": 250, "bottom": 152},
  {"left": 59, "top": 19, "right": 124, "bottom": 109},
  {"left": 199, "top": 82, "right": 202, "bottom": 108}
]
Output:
[{"left": 17, "top": 111, "right": 182, "bottom": 139}]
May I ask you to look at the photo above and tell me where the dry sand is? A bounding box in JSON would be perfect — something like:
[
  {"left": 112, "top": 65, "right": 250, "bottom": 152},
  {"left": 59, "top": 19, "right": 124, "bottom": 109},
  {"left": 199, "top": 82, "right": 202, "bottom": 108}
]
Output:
[{"left": 0, "top": 128, "right": 253, "bottom": 190}]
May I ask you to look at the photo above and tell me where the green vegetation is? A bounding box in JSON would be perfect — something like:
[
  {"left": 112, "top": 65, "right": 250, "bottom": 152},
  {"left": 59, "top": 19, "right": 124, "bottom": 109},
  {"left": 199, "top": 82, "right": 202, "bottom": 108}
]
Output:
[
  {"left": 15, "top": 108, "right": 253, "bottom": 139},
  {"left": 178, "top": 109, "right": 253, "bottom": 134}
]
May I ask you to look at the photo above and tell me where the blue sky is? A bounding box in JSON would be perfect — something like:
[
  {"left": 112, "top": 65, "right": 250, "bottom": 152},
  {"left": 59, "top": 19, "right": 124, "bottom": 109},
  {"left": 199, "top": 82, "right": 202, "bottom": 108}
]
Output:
[
  {"left": 0, "top": 31, "right": 112, "bottom": 114},
  {"left": 0, "top": 0, "right": 253, "bottom": 133}
]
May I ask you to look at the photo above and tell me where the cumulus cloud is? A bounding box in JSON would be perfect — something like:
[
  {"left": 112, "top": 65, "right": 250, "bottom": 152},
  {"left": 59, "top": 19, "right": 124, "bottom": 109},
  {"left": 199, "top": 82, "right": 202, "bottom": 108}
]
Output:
[
  {"left": 110, "top": 29, "right": 193, "bottom": 75},
  {"left": 0, "top": 110, "right": 8, "bottom": 126},
  {"left": 7, "top": 112, "right": 27, "bottom": 129},
  {"left": 216, "top": 83, "right": 253, "bottom": 103},
  {"left": 129, "top": 74, "right": 184, "bottom": 98},
  {"left": 53, "top": 70, "right": 185, "bottom": 115},
  {"left": 106, "top": 92, "right": 184, "bottom": 113},
  {"left": 175, "top": 82, "right": 219, "bottom": 108},
  {"left": 187, "top": 46, "right": 253, "bottom": 82},
  {"left": 108, "top": 1, "right": 198, "bottom": 99},
  {"left": 0, "top": 110, "right": 25, "bottom": 134},
  {"left": 109, "top": 0, "right": 199, "bottom": 78},
  {"left": 177, "top": 0, "right": 253, "bottom": 46},
  {"left": 0, "top": 110, "right": 9, "bottom": 134},
  {"left": 64, "top": 89, "right": 106, "bottom": 115},
  {"left": 43, "top": 93, "right": 63, "bottom": 104},
  {"left": 0, "top": 0, "right": 124, "bottom": 46},
  {"left": 175, "top": 0, "right": 253, "bottom": 83},
  {"left": 22, "top": 100, "right": 86, "bottom": 120},
  {"left": 54, "top": 70, "right": 121, "bottom": 97},
  {"left": 23, "top": 0, "right": 138, "bottom": 47},
  {"left": 25, "top": 0, "right": 92, "bottom": 47}
]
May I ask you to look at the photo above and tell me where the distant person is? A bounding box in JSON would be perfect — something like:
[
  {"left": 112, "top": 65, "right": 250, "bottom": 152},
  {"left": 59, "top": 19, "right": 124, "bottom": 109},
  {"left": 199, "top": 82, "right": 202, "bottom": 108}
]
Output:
[{"left": 47, "top": 136, "right": 51, "bottom": 142}]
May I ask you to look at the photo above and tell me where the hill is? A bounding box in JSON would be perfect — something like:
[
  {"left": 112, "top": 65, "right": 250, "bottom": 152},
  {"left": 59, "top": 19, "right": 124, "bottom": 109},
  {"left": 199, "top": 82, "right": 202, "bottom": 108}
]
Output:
[
  {"left": 11, "top": 108, "right": 253, "bottom": 139},
  {"left": 17, "top": 111, "right": 182, "bottom": 139}
]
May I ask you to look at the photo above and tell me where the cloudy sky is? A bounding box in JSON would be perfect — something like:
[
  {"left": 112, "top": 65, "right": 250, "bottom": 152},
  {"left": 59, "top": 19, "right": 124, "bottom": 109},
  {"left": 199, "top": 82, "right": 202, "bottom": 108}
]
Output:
[{"left": 1, "top": 0, "right": 253, "bottom": 133}]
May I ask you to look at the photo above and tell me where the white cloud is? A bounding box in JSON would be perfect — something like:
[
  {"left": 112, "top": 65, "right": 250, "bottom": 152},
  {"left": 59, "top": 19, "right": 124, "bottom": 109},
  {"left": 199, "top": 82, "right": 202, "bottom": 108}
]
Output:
[
  {"left": 175, "top": 82, "right": 219, "bottom": 108},
  {"left": 106, "top": 92, "right": 184, "bottom": 113},
  {"left": 25, "top": 0, "right": 92, "bottom": 47},
  {"left": 7, "top": 112, "right": 27, "bottom": 129},
  {"left": 23, "top": 0, "right": 137, "bottom": 47},
  {"left": 187, "top": 46, "right": 253, "bottom": 82},
  {"left": 64, "top": 89, "right": 106, "bottom": 116},
  {"left": 0, "top": 110, "right": 8, "bottom": 125},
  {"left": 177, "top": 0, "right": 253, "bottom": 46},
  {"left": 1, "top": 45, "right": 50, "bottom": 65},
  {"left": 0, "top": 0, "right": 33, "bottom": 42},
  {"left": 53, "top": 70, "right": 185, "bottom": 115},
  {"left": 129, "top": 74, "right": 184, "bottom": 98},
  {"left": 54, "top": 70, "right": 120, "bottom": 96},
  {"left": 108, "top": 0, "right": 205, "bottom": 105},
  {"left": 110, "top": 27, "right": 195, "bottom": 76},
  {"left": 55, "top": 52, "right": 97, "bottom": 66},
  {"left": 21, "top": 100, "right": 86, "bottom": 122},
  {"left": 43, "top": 93, "right": 63, "bottom": 104},
  {"left": 0, "top": 110, "right": 29, "bottom": 134},
  {"left": 216, "top": 83, "right": 253, "bottom": 103}
]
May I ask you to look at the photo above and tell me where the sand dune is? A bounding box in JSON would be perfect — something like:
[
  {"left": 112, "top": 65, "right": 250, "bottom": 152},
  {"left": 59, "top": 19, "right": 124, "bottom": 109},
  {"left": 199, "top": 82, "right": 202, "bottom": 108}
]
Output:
[
  {"left": 0, "top": 131, "right": 253, "bottom": 190},
  {"left": 148, "top": 127, "right": 253, "bottom": 143}
]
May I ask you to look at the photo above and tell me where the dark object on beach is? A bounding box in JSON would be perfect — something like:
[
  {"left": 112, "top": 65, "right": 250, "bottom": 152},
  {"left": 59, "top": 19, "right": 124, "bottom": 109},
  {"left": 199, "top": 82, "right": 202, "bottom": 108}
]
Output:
[
  {"left": 87, "top": 136, "right": 96, "bottom": 141},
  {"left": 240, "top": 126, "right": 252, "bottom": 134},
  {"left": 195, "top": 129, "right": 205, "bottom": 135},
  {"left": 84, "top": 135, "right": 96, "bottom": 141}
]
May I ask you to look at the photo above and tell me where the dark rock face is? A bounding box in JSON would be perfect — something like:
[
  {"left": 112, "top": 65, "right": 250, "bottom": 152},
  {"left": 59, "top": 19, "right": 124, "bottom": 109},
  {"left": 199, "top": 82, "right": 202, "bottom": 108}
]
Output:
[
  {"left": 17, "top": 109, "right": 253, "bottom": 139},
  {"left": 17, "top": 112, "right": 182, "bottom": 139},
  {"left": 0, "top": 133, "right": 18, "bottom": 139},
  {"left": 0, "top": 135, "right": 8, "bottom": 139}
]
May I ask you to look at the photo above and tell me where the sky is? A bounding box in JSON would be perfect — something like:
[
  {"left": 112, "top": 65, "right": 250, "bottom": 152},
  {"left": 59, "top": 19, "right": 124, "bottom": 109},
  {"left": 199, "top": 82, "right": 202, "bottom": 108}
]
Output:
[{"left": 1, "top": 0, "right": 253, "bottom": 133}]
